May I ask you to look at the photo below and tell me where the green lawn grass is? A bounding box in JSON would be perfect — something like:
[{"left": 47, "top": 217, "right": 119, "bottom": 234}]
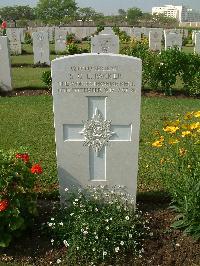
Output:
[
  {"left": 11, "top": 54, "right": 59, "bottom": 66},
  {"left": 12, "top": 67, "right": 48, "bottom": 89},
  {"left": 0, "top": 95, "right": 199, "bottom": 193}
]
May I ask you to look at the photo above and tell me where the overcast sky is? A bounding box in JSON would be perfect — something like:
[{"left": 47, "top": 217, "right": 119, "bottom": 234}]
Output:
[{"left": 1, "top": 0, "right": 200, "bottom": 14}]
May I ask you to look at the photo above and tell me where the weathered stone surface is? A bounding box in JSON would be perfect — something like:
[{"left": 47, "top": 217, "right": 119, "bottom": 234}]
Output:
[
  {"left": 52, "top": 53, "right": 142, "bottom": 202},
  {"left": 0, "top": 36, "right": 12, "bottom": 91},
  {"left": 32, "top": 31, "right": 50, "bottom": 65}
]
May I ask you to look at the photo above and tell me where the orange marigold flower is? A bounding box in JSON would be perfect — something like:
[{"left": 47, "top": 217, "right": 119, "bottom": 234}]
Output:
[
  {"left": 31, "top": 164, "right": 43, "bottom": 174},
  {"left": 0, "top": 199, "right": 9, "bottom": 212},
  {"left": 16, "top": 153, "right": 29, "bottom": 163}
]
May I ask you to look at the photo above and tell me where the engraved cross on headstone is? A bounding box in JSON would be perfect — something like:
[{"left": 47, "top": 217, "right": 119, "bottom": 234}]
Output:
[{"left": 63, "top": 96, "right": 132, "bottom": 181}]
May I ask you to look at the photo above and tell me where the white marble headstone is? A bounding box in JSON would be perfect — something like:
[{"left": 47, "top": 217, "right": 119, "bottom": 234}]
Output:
[
  {"left": 132, "top": 27, "right": 141, "bottom": 41},
  {"left": 32, "top": 31, "right": 50, "bottom": 65},
  {"left": 7, "top": 28, "right": 22, "bottom": 55},
  {"left": 149, "top": 30, "right": 162, "bottom": 51},
  {"left": 184, "top": 29, "right": 188, "bottom": 38},
  {"left": 52, "top": 54, "right": 142, "bottom": 202},
  {"left": 194, "top": 33, "right": 200, "bottom": 54},
  {"left": 19, "top": 28, "right": 26, "bottom": 43},
  {"left": 164, "top": 31, "right": 182, "bottom": 50},
  {"left": 91, "top": 30, "right": 119, "bottom": 54},
  {"left": 0, "top": 37, "right": 12, "bottom": 91},
  {"left": 119, "top": 27, "right": 133, "bottom": 37},
  {"left": 55, "top": 29, "right": 66, "bottom": 53},
  {"left": 100, "top": 27, "right": 115, "bottom": 35}
]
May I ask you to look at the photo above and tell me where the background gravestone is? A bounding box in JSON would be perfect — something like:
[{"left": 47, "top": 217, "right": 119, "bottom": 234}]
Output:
[
  {"left": 18, "top": 28, "right": 26, "bottom": 43},
  {"left": 0, "top": 36, "right": 12, "bottom": 91},
  {"left": 52, "top": 53, "right": 142, "bottom": 202},
  {"left": 32, "top": 31, "right": 50, "bottom": 65},
  {"left": 149, "top": 30, "right": 162, "bottom": 51},
  {"left": 194, "top": 33, "right": 200, "bottom": 54},
  {"left": 55, "top": 29, "right": 66, "bottom": 54},
  {"left": 164, "top": 31, "right": 182, "bottom": 50},
  {"left": 6, "top": 28, "right": 22, "bottom": 55},
  {"left": 91, "top": 30, "right": 119, "bottom": 54},
  {"left": 132, "top": 27, "right": 141, "bottom": 41}
]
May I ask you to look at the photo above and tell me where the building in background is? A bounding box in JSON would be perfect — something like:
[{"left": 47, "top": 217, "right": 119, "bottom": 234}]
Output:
[{"left": 152, "top": 5, "right": 200, "bottom": 22}]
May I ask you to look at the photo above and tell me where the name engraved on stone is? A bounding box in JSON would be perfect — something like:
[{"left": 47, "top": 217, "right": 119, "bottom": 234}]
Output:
[{"left": 56, "top": 65, "right": 136, "bottom": 94}]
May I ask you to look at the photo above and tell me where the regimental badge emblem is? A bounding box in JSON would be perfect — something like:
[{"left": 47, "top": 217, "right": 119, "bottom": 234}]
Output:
[{"left": 80, "top": 108, "right": 115, "bottom": 155}]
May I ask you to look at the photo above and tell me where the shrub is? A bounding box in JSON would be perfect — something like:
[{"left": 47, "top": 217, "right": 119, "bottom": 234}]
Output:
[
  {"left": 24, "top": 32, "right": 32, "bottom": 45},
  {"left": 0, "top": 149, "right": 42, "bottom": 247},
  {"left": 46, "top": 186, "right": 149, "bottom": 265},
  {"left": 66, "top": 33, "right": 76, "bottom": 44},
  {"left": 155, "top": 48, "right": 186, "bottom": 95},
  {"left": 66, "top": 43, "right": 88, "bottom": 55},
  {"left": 181, "top": 53, "right": 200, "bottom": 96},
  {"left": 152, "top": 111, "right": 200, "bottom": 239},
  {"left": 41, "top": 70, "right": 52, "bottom": 89},
  {"left": 113, "top": 26, "right": 131, "bottom": 42},
  {"left": 121, "top": 41, "right": 159, "bottom": 88}
]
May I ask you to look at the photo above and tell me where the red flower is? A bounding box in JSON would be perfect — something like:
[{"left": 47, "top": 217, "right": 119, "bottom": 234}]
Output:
[
  {"left": 0, "top": 199, "right": 9, "bottom": 212},
  {"left": 16, "top": 153, "right": 29, "bottom": 163},
  {"left": 31, "top": 164, "right": 43, "bottom": 174}
]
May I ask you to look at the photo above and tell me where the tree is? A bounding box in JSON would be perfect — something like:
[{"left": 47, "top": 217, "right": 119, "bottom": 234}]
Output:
[
  {"left": 0, "top": 6, "right": 35, "bottom": 21},
  {"left": 126, "top": 7, "right": 143, "bottom": 24},
  {"left": 77, "top": 7, "right": 103, "bottom": 22},
  {"left": 152, "top": 14, "right": 178, "bottom": 27},
  {"left": 36, "top": 0, "right": 77, "bottom": 22},
  {"left": 118, "top": 9, "right": 126, "bottom": 18}
]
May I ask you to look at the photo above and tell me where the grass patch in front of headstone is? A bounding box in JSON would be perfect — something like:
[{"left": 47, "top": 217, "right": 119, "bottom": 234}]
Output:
[
  {"left": 12, "top": 67, "right": 49, "bottom": 89},
  {"left": 11, "top": 54, "right": 60, "bottom": 67}
]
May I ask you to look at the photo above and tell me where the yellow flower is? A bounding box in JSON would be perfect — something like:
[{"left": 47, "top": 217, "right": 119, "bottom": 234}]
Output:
[
  {"left": 189, "top": 122, "right": 200, "bottom": 130},
  {"left": 181, "top": 131, "right": 191, "bottom": 137},
  {"left": 152, "top": 140, "right": 163, "bottom": 147},
  {"left": 194, "top": 111, "right": 200, "bottom": 118},
  {"left": 152, "top": 137, "right": 164, "bottom": 147},
  {"left": 184, "top": 112, "right": 194, "bottom": 120},
  {"left": 160, "top": 158, "right": 165, "bottom": 164},
  {"left": 179, "top": 148, "right": 187, "bottom": 156},
  {"left": 163, "top": 126, "right": 179, "bottom": 134},
  {"left": 169, "top": 138, "right": 179, "bottom": 144}
]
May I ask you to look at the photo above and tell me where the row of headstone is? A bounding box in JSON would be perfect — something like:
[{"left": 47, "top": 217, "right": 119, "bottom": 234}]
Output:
[{"left": 28, "top": 26, "right": 98, "bottom": 41}]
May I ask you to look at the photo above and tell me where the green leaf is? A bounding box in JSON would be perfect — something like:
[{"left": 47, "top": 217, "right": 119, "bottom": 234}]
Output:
[
  {"left": 0, "top": 232, "right": 12, "bottom": 247},
  {"left": 9, "top": 216, "right": 25, "bottom": 231}
]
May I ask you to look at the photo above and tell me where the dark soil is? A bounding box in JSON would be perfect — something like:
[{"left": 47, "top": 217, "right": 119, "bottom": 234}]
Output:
[
  {"left": 0, "top": 89, "right": 51, "bottom": 97},
  {"left": 0, "top": 199, "right": 199, "bottom": 266}
]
